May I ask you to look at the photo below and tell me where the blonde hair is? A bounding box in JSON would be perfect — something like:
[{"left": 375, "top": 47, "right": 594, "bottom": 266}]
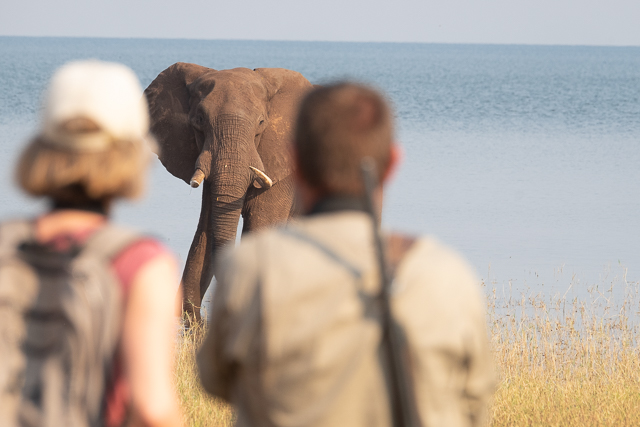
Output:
[
  {"left": 16, "top": 133, "right": 153, "bottom": 204},
  {"left": 17, "top": 60, "right": 154, "bottom": 207}
]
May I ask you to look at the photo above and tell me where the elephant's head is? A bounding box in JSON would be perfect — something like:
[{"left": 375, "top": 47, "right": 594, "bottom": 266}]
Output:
[{"left": 144, "top": 63, "right": 312, "bottom": 292}]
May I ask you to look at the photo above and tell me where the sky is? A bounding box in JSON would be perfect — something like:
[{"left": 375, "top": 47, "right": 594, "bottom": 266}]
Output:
[{"left": 1, "top": 0, "right": 639, "bottom": 46}]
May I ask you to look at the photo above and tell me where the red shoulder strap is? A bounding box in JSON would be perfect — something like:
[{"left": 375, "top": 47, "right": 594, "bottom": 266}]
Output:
[{"left": 385, "top": 234, "right": 418, "bottom": 278}]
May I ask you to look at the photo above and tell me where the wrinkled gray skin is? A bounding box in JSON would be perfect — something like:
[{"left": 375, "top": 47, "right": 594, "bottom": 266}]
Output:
[{"left": 145, "top": 62, "right": 313, "bottom": 320}]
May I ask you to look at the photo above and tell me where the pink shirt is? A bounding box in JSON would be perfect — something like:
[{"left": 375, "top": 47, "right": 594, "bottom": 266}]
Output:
[{"left": 106, "top": 238, "right": 168, "bottom": 426}]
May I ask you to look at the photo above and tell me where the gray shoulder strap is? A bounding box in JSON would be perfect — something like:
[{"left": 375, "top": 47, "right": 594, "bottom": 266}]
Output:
[
  {"left": 82, "top": 224, "right": 142, "bottom": 261},
  {"left": 279, "top": 226, "right": 362, "bottom": 279}
]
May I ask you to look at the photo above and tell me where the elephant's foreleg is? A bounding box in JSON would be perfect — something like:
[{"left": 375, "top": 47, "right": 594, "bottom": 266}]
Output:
[{"left": 182, "top": 180, "right": 215, "bottom": 321}]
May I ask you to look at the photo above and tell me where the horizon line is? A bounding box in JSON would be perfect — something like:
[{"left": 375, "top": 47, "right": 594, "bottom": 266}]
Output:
[{"left": 1, "top": 34, "right": 639, "bottom": 49}]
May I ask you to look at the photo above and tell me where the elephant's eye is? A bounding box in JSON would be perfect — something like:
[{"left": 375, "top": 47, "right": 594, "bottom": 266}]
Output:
[
  {"left": 259, "top": 119, "right": 265, "bottom": 126},
  {"left": 191, "top": 114, "right": 204, "bottom": 129}
]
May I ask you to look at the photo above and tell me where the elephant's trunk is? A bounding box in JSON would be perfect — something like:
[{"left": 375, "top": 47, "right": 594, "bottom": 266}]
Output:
[
  {"left": 205, "top": 115, "right": 255, "bottom": 272},
  {"left": 209, "top": 192, "right": 244, "bottom": 252},
  {"left": 205, "top": 170, "right": 249, "bottom": 286}
]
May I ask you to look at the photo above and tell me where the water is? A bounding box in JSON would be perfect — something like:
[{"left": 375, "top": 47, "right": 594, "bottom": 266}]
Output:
[{"left": 1, "top": 37, "right": 639, "bottom": 300}]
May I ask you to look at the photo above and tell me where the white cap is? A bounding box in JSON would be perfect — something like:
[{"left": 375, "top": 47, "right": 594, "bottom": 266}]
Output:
[{"left": 40, "top": 60, "right": 149, "bottom": 152}]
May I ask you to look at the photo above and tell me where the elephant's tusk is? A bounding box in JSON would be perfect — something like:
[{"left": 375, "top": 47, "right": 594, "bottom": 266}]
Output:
[
  {"left": 190, "top": 169, "right": 205, "bottom": 188},
  {"left": 250, "top": 166, "right": 273, "bottom": 189}
]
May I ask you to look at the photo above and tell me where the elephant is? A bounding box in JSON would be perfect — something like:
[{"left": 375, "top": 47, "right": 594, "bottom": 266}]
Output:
[{"left": 144, "top": 62, "right": 314, "bottom": 320}]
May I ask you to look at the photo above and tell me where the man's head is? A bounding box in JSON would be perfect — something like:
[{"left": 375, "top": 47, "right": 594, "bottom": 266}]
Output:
[{"left": 293, "top": 82, "right": 397, "bottom": 199}]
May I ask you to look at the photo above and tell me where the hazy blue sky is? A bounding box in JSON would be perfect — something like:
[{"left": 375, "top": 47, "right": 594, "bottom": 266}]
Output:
[{"left": 2, "top": 0, "right": 639, "bottom": 46}]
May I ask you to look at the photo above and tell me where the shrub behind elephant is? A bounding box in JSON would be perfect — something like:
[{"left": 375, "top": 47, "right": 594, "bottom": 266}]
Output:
[{"left": 145, "top": 63, "right": 313, "bottom": 319}]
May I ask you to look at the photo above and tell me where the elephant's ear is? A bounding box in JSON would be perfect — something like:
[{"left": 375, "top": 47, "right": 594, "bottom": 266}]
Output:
[
  {"left": 144, "top": 62, "right": 212, "bottom": 185},
  {"left": 254, "top": 68, "right": 314, "bottom": 183}
]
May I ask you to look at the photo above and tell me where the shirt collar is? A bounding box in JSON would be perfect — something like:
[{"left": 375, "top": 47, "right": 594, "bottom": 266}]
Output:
[{"left": 308, "top": 195, "right": 367, "bottom": 216}]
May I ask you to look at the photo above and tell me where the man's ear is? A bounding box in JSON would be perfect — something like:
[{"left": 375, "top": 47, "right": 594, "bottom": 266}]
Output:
[{"left": 383, "top": 142, "right": 403, "bottom": 184}]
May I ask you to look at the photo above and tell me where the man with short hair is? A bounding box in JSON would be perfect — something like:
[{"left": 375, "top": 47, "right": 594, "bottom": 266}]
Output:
[{"left": 197, "top": 83, "right": 494, "bottom": 427}]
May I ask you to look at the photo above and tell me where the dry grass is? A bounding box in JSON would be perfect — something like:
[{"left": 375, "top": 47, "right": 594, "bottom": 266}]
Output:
[
  {"left": 174, "top": 325, "right": 234, "bottom": 427},
  {"left": 488, "top": 267, "right": 640, "bottom": 426},
  {"left": 175, "top": 267, "right": 640, "bottom": 426}
]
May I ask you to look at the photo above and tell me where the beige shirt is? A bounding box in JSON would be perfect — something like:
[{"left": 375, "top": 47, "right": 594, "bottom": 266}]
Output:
[{"left": 198, "top": 211, "right": 494, "bottom": 427}]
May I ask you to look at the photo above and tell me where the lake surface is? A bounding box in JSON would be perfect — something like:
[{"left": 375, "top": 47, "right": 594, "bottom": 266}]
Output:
[{"left": 1, "top": 37, "right": 638, "bottom": 300}]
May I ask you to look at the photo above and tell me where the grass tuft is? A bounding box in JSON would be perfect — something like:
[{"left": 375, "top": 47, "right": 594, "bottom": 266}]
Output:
[
  {"left": 174, "top": 324, "right": 234, "bottom": 427},
  {"left": 488, "top": 268, "right": 640, "bottom": 426}
]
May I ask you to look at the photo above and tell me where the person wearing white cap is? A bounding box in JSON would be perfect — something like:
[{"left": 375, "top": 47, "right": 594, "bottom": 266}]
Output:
[{"left": 0, "top": 60, "right": 183, "bottom": 427}]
